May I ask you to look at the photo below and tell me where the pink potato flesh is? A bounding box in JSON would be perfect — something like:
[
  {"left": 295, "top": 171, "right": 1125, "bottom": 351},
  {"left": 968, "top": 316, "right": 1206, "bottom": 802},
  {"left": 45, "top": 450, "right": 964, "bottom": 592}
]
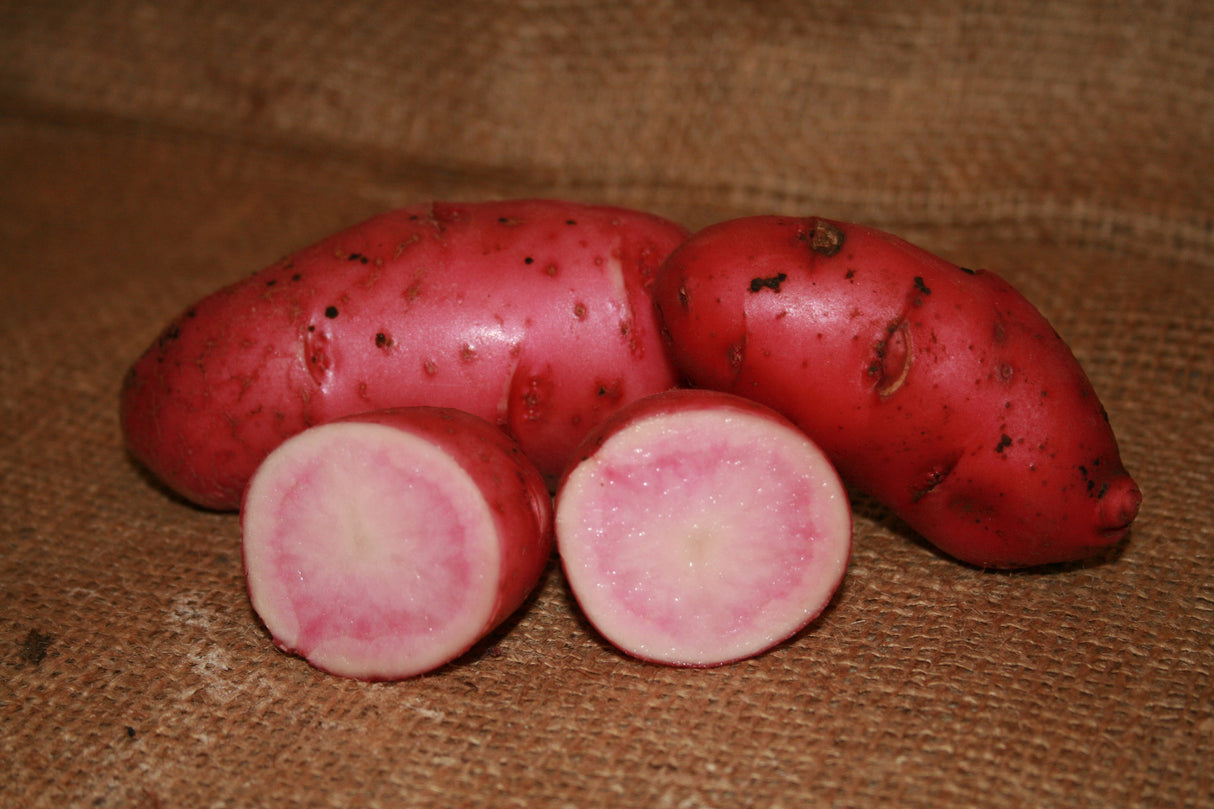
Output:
[
  {"left": 241, "top": 407, "right": 553, "bottom": 680},
  {"left": 555, "top": 389, "right": 851, "bottom": 667}
]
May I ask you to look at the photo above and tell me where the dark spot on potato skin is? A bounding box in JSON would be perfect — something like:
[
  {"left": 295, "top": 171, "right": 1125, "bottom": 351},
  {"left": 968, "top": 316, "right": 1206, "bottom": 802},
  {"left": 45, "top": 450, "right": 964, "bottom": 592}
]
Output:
[
  {"left": 749, "top": 272, "right": 788, "bottom": 293},
  {"left": 156, "top": 322, "right": 182, "bottom": 351},
  {"left": 375, "top": 332, "right": 393, "bottom": 349},
  {"left": 519, "top": 374, "right": 555, "bottom": 424},
  {"left": 913, "top": 276, "right": 931, "bottom": 295},
  {"left": 806, "top": 219, "right": 845, "bottom": 256},
  {"left": 910, "top": 456, "right": 960, "bottom": 502},
  {"left": 324, "top": 306, "right": 339, "bottom": 319},
  {"left": 404, "top": 279, "right": 423, "bottom": 303},
  {"left": 727, "top": 340, "right": 745, "bottom": 369},
  {"left": 995, "top": 434, "right": 1013, "bottom": 453},
  {"left": 595, "top": 380, "right": 623, "bottom": 401}
]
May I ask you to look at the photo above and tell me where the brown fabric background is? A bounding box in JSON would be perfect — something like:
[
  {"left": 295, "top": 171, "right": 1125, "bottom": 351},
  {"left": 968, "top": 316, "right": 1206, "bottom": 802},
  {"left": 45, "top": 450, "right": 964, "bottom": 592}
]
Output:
[{"left": 2, "top": 1, "right": 1211, "bottom": 807}]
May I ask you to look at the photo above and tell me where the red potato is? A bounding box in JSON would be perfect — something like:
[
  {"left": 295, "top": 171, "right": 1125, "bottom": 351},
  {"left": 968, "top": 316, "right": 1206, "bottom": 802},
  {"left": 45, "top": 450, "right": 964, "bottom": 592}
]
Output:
[
  {"left": 555, "top": 389, "right": 851, "bottom": 667},
  {"left": 653, "top": 216, "right": 1142, "bottom": 569},
  {"left": 241, "top": 406, "right": 553, "bottom": 680},
  {"left": 121, "top": 199, "right": 687, "bottom": 510}
]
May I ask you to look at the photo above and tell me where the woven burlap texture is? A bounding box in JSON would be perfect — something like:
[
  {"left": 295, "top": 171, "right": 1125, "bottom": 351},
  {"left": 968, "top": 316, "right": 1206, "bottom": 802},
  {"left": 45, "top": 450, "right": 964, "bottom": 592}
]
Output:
[{"left": 2, "top": 1, "right": 1211, "bottom": 807}]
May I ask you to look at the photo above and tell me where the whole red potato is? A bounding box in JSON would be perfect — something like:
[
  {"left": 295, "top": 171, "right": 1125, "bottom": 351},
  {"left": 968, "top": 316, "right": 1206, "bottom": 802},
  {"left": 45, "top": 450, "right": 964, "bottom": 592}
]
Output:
[
  {"left": 121, "top": 199, "right": 686, "bottom": 509},
  {"left": 653, "top": 215, "right": 1141, "bottom": 568}
]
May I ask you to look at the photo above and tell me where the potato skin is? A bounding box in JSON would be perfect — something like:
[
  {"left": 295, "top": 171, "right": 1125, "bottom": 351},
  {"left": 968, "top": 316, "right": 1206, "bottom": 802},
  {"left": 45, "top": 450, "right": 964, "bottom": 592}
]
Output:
[
  {"left": 653, "top": 215, "right": 1142, "bottom": 568},
  {"left": 121, "top": 199, "right": 686, "bottom": 510}
]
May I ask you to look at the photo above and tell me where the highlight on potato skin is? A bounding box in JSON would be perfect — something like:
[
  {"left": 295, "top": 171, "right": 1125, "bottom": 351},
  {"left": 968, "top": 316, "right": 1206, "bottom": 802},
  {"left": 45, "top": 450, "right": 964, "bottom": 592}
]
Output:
[
  {"left": 653, "top": 215, "right": 1142, "bottom": 568},
  {"left": 119, "top": 199, "right": 688, "bottom": 510}
]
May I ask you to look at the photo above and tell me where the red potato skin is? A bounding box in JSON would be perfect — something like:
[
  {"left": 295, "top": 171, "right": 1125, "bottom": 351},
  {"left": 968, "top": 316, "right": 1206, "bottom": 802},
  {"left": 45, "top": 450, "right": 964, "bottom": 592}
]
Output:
[
  {"left": 653, "top": 216, "right": 1142, "bottom": 568},
  {"left": 121, "top": 199, "right": 687, "bottom": 510},
  {"left": 242, "top": 406, "right": 554, "bottom": 680}
]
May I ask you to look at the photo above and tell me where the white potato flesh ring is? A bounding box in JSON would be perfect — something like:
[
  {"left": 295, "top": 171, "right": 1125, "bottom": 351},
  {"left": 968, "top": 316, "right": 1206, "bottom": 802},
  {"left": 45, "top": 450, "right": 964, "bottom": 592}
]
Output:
[
  {"left": 242, "top": 421, "right": 500, "bottom": 680},
  {"left": 557, "top": 409, "right": 851, "bottom": 667}
]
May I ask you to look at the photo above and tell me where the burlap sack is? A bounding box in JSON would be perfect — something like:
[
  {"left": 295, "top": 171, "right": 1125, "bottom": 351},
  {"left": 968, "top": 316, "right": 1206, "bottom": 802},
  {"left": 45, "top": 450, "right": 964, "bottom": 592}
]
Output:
[{"left": 2, "top": 1, "right": 1211, "bottom": 807}]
